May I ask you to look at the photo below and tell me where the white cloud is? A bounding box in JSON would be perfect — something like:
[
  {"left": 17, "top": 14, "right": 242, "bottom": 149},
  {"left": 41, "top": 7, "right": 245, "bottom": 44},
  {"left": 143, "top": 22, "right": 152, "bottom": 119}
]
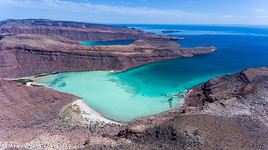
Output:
[
  {"left": 222, "top": 15, "right": 235, "bottom": 18},
  {"left": 1, "top": 0, "right": 268, "bottom": 25},
  {"left": 0, "top": 0, "right": 203, "bottom": 23},
  {"left": 249, "top": 8, "right": 267, "bottom": 14},
  {"left": 256, "top": 15, "right": 268, "bottom": 18},
  {"left": 222, "top": 15, "right": 247, "bottom": 19}
]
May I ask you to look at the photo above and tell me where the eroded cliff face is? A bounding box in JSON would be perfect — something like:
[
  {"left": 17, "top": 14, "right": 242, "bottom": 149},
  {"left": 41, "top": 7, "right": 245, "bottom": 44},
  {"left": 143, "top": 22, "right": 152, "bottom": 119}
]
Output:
[
  {"left": 0, "top": 34, "right": 214, "bottom": 78},
  {"left": 0, "top": 19, "right": 215, "bottom": 78},
  {"left": 0, "top": 19, "right": 178, "bottom": 41}
]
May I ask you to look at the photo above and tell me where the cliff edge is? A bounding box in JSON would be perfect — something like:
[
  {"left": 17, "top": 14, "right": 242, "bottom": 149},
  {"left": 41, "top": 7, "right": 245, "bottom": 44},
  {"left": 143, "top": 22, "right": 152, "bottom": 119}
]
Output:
[{"left": 0, "top": 19, "right": 215, "bottom": 78}]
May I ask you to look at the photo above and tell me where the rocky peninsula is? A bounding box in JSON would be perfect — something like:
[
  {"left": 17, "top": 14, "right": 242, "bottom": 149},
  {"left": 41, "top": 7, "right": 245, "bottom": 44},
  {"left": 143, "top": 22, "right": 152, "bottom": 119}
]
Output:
[
  {"left": 0, "top": 19, "right": 214, "bottom": 78},
  {"left": 0, "top": 19, "right": 267, "bottom": 149},
  {"left": 0, "top": 19, "right": 179, "bottom": 41}
]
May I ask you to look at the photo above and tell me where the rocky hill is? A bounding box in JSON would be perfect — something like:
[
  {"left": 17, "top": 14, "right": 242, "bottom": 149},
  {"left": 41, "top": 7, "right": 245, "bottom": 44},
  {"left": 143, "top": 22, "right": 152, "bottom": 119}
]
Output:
[
  {"left": 0, "top": 19, "right": 215, "bottom": 78},
  {"left": 0, "top": 67, "right": 267, "bottom": 149},
  {"left": 109, "top": 67, "right": 268, "bottom": 150},
  {"left": 0, "top": 19, "right": 178, "bottom": 41}
]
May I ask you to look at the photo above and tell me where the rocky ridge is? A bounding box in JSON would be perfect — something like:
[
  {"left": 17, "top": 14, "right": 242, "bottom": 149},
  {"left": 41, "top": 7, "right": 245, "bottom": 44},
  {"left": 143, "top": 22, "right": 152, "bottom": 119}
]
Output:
[
  {"left": 0, "top": 19, "right": 215, "bottom": 78},
  {"left": 0, "top": 19, "right": 178, "bottom": 41}
]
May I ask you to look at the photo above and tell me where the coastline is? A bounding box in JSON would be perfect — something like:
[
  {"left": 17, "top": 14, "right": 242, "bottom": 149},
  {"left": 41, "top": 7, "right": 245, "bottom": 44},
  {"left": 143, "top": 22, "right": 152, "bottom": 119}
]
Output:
[
  {"left": 29, "top": 77, "right": 122, "bottom": 126},
  {"left": 1, "top": 67, "right": 268, "bottom": 150},
  {"left": 5, "top": 43, "right": 216, "bottom": 125},
  {"left": 0, "top": 19, "right": 268, "bottom": 149},
  {"left": 29, "top": 72, "right": 187, "bottom": 123},
  {"left": 8, "top": 75, "right": 122, "bottom": 127},
  {"left": 60, "top": 99, "right": 121, "bottom": 127}
]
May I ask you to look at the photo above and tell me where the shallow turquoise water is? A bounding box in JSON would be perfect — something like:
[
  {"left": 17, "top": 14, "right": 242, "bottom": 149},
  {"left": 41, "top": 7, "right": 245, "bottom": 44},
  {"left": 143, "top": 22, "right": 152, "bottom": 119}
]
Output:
[
  {"left": 37, "top": 71, "right": 183, "bottom": 122},
  {"left": 81, "top": 39, "right": 134, "bottom": 47},
  {"left": 36, "top": 25, "right": 268, "bottom": 122}
]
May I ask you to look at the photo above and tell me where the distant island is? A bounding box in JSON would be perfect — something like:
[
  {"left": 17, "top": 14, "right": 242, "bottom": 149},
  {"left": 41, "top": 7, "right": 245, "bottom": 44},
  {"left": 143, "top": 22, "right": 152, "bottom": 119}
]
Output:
[{"left": 162, "top": 30, "right": 181, "bottom": 33}]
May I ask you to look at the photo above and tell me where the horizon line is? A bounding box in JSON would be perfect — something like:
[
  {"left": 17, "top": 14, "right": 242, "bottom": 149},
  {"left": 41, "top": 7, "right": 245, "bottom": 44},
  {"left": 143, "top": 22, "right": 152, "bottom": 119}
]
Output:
[{"left": 1, "top": 18, "right": 268, "bottom": 27}]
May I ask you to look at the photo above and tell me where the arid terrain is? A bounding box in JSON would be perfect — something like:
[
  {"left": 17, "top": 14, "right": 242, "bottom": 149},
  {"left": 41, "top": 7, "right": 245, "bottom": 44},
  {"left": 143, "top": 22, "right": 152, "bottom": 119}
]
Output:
[
  {"left": 0, "top": 19, "right": 267, "bottom": 150},
  {"left": 1, "top": 67, "right": 267, "bottom": 150},
  {"left": 0, "top": 19, "right": 214, "bottom": 78}
]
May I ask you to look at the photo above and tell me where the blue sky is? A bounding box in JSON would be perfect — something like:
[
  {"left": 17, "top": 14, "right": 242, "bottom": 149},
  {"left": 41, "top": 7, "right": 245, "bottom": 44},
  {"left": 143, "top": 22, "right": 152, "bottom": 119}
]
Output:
[{"left": 1, "top": 0, "right": 268, "bottom": 25}]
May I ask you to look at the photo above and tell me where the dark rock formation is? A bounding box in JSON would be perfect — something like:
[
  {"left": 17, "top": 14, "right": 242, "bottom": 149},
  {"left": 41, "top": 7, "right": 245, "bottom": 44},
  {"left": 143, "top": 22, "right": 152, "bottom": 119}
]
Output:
[
  {"left": 0, "top": 33, "right": 215, "bottom": 78},
  {"left": 162, "top": 30, "right": 181, "bottom": 33}
]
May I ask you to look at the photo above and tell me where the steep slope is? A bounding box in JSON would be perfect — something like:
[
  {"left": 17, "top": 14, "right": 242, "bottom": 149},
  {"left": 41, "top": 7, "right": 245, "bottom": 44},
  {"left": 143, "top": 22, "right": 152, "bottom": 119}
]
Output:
[
  {"left": 0, "top": 19, "right": 178, "bottom": 41},
  {"left": 0, "top": 34, "right": 214, "bottom": 78}
]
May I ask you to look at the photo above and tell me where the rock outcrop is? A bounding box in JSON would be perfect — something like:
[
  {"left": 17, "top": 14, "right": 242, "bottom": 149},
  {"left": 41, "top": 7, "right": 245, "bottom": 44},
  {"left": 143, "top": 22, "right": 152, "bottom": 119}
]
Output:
[
  {"left": 0, "top": 33, "right": 214, "bottom": 78},
  {"left": 0, "top": 19, "right": 178, "bottom": 41},
  {"left": 0, "top": 19, "right": 215, "bottom": 78},
  {"left": 0, "top": 79, "right": 84, "bottom": 149}
]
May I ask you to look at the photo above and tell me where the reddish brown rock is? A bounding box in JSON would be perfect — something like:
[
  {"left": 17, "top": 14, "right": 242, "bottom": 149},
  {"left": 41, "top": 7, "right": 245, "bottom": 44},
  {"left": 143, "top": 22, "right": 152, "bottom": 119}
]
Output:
[
  {"left": 0, "top": 34, "right": 215, "bottom": 78},
  {"left": 0, "top": 66, "right": 267, "bottom": 149},
  {"left": 4, "top": 19, "right": 264, "bottom": 150},
  {"left": 0, "top": 79, "right": 82, "bottom": 148},
  {"left": 0, "top": 79, "right": 77, "bottom": 129},
  {"left": 0, "top": 19, "right": 178, "bottom": 41},
  {"left": 107, "top": 67, "right": 268, "bottom": 150},
  {"left": 0, "top": 80, "right": 122, "bottom": 149},
  {"left": 0, "top": 19, "right": 215, "bottom": 78}
]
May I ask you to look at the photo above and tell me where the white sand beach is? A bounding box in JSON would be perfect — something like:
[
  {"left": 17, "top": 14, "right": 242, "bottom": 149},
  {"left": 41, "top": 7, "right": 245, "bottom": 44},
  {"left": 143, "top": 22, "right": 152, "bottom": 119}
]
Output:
[{"left": 60, "top": 99, "right": 120, "bottom": 127}]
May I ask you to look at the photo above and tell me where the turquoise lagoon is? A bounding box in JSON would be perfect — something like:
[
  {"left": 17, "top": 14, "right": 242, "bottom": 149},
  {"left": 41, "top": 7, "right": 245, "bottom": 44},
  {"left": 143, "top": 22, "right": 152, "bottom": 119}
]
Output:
[
  {"left": 81, "top": 39, "right": 134, "bottom": 47},
  {"left": 36, "top": 25, "right": 268, "bottom": 122}
]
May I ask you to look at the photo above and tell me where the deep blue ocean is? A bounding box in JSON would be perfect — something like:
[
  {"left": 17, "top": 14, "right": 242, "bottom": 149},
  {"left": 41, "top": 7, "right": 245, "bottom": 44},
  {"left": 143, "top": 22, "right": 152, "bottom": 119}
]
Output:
[
  {"left": 116, "top": 25, "right": 268, "bottom": 95},
  {"left": 36, "top": 25, "right": 268, "bottom": 122}
]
